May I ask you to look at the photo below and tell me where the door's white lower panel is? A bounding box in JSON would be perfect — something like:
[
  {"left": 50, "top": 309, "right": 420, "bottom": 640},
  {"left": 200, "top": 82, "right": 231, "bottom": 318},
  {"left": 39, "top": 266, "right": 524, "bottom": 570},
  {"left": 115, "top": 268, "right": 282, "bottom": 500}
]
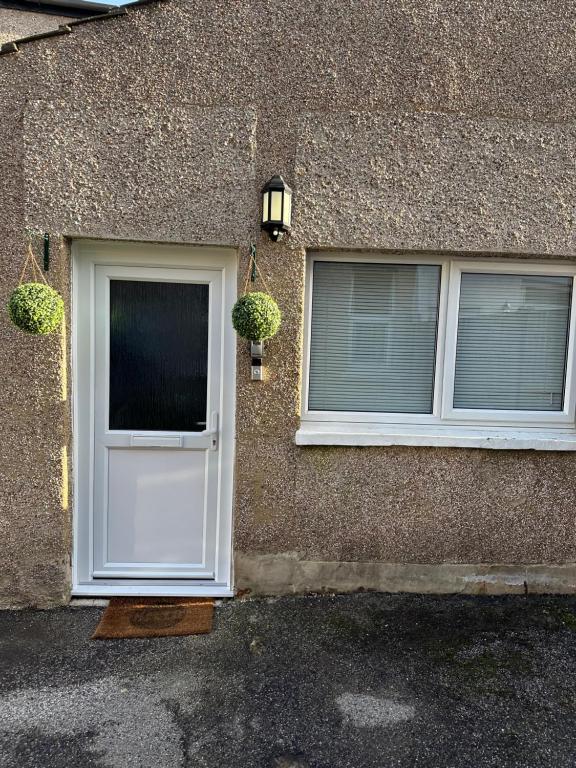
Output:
[{"left": 106, "top": 448, "right": 208, "bottom": 568}]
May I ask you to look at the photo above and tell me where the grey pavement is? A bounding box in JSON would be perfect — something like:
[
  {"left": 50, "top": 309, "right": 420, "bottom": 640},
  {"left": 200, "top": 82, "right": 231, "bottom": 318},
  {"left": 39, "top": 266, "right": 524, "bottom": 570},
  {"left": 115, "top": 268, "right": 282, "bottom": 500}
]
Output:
[{"left": 1, "top": 593, "right": 576, "bottom": 767}]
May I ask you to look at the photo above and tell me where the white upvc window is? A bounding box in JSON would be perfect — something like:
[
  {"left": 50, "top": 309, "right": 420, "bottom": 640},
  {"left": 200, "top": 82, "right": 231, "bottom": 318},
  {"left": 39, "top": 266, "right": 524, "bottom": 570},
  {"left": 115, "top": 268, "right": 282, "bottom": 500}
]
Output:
[{"left": 297, "top": 252, "right": 576, "bottom": 450}]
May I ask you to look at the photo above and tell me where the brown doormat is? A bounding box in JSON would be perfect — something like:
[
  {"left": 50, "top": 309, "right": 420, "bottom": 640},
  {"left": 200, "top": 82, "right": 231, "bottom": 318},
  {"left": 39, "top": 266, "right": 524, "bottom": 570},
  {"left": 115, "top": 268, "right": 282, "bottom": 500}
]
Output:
[{"left": 92, "top": 597, "right": 214, "bottom": 639}]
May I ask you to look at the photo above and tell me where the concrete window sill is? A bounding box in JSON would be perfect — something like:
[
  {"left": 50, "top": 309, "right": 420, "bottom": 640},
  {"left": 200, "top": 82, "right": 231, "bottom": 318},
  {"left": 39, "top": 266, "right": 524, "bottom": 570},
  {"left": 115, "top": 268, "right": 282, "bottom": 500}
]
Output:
[{"left": 295, "top": 422, "right": 576, "bottom": 451}]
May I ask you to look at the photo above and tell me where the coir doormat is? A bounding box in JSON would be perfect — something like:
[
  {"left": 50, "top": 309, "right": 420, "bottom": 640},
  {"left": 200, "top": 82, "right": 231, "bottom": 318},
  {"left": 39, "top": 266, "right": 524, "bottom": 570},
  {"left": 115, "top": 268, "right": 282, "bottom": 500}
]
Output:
[{"left": 92, "top": 597, "right": 214, "bottom": 639}]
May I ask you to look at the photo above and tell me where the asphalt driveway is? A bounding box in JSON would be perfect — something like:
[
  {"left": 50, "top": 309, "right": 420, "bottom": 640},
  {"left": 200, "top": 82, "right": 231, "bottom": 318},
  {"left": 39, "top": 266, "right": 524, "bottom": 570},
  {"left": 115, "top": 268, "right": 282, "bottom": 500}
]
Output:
[{"left": 1, "top": 593, "right": 576, "bottom": 767}]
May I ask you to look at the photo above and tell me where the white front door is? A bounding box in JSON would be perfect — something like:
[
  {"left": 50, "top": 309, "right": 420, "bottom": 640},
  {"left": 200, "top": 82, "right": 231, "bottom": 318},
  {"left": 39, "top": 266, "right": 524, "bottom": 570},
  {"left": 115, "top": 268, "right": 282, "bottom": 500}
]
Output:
[{"left": 73, "top": 242, "right": 236, "bottom": 596}]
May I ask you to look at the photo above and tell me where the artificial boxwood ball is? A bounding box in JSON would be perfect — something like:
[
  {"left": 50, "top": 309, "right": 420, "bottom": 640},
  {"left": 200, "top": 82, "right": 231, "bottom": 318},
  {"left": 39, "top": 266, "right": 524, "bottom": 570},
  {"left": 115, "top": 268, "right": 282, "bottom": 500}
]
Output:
[
  {"left": 8, "top": 282, "right": 64, "bottom": 335},
  {"left": 232, "top": 291, "right": 281, "bottom": 341}
]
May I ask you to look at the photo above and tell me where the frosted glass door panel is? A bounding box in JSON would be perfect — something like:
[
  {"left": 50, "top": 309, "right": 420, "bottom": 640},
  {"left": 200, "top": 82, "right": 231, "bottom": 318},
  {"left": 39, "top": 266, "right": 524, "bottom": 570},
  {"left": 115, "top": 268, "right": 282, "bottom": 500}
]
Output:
[
  {"left": 454, "top": 273, "right": 572, "bottom": 411},
  {"left": 308, "top": 261, "right": 441, "bottom": 413},
  {"left": 109, "top": 280, "right": 209, "bottom": 432}
]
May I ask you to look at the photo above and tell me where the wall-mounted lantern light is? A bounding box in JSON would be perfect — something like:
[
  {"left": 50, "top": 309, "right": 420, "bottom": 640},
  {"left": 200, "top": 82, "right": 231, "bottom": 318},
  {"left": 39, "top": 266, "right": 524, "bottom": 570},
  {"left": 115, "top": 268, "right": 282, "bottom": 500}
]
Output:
[{"left": 261, "top": 175, "right": 292, "bottom": 241}]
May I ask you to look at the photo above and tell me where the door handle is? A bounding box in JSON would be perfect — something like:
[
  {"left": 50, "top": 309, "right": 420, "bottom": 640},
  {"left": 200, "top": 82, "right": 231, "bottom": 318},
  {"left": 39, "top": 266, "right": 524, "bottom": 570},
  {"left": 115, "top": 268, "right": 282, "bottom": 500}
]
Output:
[
  {"left": 129, "top": 412, "right": 219, "bottom": 450},
  {"left": 206, "top": 411, "right": 219, "bottom": 451}
]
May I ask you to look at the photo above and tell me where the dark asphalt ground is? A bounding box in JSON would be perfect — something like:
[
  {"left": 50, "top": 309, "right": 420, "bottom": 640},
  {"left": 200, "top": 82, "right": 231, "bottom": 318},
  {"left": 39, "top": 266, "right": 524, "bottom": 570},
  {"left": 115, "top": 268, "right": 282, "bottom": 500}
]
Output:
[{"left": 1, "top": 594, "right": 576, "bottom": 767}]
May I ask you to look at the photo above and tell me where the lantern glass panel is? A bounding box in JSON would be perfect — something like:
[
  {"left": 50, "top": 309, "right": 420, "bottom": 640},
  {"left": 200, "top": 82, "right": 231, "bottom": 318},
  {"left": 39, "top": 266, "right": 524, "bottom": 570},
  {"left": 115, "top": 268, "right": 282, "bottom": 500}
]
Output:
[
  {"left": 283, "top": 191, "right": 292, "bottom": 227},
  {"left": 262, "top": 191, "right": 269, "bottom": 224},
  {"left": 270, "top": 190, "right": 283, "bottom": 222}
]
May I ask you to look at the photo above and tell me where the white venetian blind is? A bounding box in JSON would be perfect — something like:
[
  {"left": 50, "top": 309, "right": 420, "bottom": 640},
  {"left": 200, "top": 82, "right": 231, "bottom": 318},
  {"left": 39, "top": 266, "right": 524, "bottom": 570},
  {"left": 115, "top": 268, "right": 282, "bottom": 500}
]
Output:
[
  {"left": 308, "top": 261, "right": 441, "bottom": 413},
  {"left": 453, "top": 272, "right": 572, "bottom": 411}
]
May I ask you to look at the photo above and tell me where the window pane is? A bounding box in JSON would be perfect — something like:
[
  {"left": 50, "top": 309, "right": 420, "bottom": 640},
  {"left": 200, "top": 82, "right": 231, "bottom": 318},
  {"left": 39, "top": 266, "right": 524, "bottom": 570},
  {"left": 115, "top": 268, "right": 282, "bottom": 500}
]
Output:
[
  {"left": 109, "top": 280, "right": 209, "bottom": 431},
  {"left": 453, "top": 273, "right": 572, "bottom": 411},
  {"left": 308, "top": 261, "right": 441, "bottom": 413}
]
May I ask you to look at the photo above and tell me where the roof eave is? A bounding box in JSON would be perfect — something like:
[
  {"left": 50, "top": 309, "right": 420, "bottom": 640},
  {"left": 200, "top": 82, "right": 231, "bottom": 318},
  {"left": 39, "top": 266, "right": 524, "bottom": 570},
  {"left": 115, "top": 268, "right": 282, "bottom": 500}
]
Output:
[{"left": 0, "top": 0, "right": 165, "bottom": 55}]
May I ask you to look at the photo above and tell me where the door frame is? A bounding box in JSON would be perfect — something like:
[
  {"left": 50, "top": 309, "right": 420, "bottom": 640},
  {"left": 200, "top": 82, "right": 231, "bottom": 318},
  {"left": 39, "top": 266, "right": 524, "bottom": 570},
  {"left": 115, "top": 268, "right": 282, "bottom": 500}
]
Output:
[{"left": 71, "top": 239, "right": 237, "bottom": 597}]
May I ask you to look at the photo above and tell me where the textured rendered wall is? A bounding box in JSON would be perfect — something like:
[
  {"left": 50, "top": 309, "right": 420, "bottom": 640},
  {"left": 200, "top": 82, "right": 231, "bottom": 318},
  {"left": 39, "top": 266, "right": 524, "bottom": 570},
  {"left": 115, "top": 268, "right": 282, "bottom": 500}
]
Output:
[
  {"left": 0, "top": 9, "right": 74, "bottom": 45},
  {"left": 1, "top": 0, "right": 576, "bottom": 605}
]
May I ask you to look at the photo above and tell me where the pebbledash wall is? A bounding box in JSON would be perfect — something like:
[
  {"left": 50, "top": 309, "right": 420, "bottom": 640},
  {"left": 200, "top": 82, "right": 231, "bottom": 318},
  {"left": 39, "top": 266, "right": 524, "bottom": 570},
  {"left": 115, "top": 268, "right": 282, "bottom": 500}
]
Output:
[
  {"left": 0, "top": 8, "right": 75, "bottom": 46},
  {"left": 1, "top": 0, "right": 576, "bottom": 607}
]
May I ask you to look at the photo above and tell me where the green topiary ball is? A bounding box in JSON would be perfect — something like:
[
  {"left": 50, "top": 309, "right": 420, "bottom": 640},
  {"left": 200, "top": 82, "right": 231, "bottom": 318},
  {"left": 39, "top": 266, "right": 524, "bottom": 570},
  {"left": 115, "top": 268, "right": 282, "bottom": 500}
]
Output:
[
  {"left": 232, "top": 291, "right": 281, "bottom": 341},
  {"left": 8, "top": 282, "right": 64, "bottom": 335}
]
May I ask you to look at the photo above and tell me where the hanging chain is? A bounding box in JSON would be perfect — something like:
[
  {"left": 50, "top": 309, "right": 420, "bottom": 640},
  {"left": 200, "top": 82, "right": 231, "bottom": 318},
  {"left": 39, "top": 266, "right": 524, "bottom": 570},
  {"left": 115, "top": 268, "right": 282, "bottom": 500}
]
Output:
[
  {"left": 18, "top": 242, "right": 49, "bottom": 285},
  {"left": 242, "top": 243, "right": 271, "bottom": 296}
]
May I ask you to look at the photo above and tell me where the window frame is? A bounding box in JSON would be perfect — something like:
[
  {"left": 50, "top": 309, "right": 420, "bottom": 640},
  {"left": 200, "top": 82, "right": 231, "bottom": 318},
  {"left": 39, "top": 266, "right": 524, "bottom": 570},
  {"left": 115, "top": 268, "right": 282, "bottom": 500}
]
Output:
[
  {"left": 441, "top": 259, "right": 576, "bottom": 427},
  {"left": 302, "top": 252, "right": 576, "bottom": 432}
]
